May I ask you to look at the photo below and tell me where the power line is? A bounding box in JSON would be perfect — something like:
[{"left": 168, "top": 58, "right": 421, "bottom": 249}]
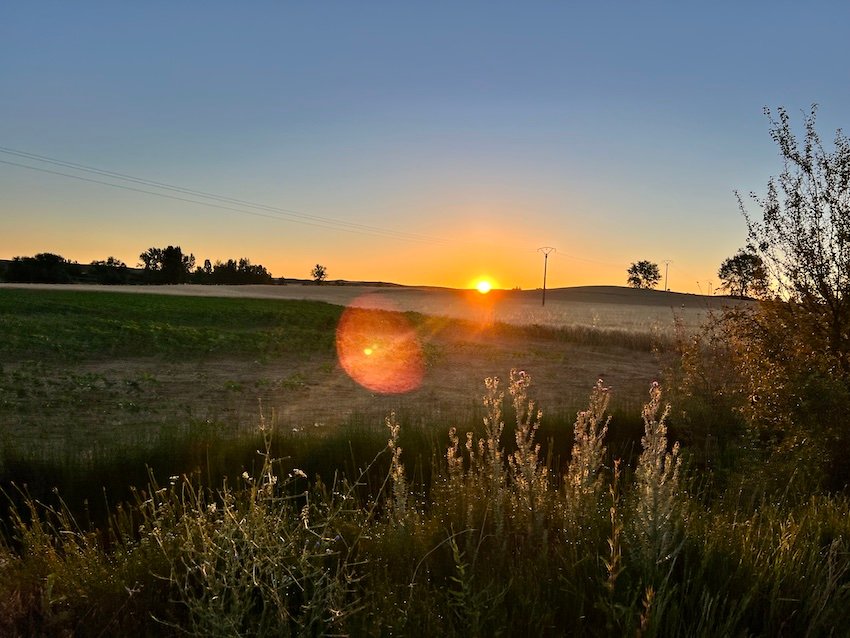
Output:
[
  {"left": 0, "top": 157, "right": 426, "bottom": 242},
  {"left": 549, "top": 249, "right": 628, "bottom": 269},
  {"left": 0, "top": 146, "right": 452, "bottom": 246},
  {"left": 0, "top": 145, "right": 448, "bottom": 242}
]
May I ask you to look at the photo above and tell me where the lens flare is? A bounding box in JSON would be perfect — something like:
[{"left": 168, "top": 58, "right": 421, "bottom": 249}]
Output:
[{"left": 335, "top": 295, "right": 424, "bottom": 394}]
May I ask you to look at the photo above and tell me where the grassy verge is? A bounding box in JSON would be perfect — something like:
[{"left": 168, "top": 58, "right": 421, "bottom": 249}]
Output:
[{"left": 1, "top": 374, "right": 848, "bottom": 636}]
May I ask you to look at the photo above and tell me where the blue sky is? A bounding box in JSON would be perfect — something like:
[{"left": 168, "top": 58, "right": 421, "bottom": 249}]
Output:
[{"left": 3, "top": 1, "right": 849, "bottom": 291}]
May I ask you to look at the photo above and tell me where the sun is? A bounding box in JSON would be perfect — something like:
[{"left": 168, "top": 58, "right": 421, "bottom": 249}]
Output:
[{"left": 475, "top": 279, "right": 492, "bottom": 294}]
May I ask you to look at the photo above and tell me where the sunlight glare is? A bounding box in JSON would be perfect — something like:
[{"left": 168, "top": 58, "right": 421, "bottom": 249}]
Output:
[
  {"left": 476, "top": 280, "right": 492, "bottom": 294},
  {"left": 336, "top": 295, "right": 424, "bottom": 394}
]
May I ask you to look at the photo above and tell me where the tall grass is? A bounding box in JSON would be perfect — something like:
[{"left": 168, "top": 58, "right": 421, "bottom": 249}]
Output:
[{"left": 3, "top": 372, "right": 850, "bottom": 636}]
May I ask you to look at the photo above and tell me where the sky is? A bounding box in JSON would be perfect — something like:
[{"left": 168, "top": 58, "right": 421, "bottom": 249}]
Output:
[{"left": 2, "top": 2, "right": 850, "bottom": 292}]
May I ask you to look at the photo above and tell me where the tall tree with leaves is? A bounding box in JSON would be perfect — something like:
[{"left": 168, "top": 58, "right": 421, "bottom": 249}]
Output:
[
  {"left": 5, "top": 253, "right": 72, "bottom": 283},
  {"left": 741, "top": 105, "right": 850, "bottom": 378},
  {"left": 139, "top": 245, "right": 195, "bottom": 284},
  {"left": 627, "top": 261, "right": 661, "bottom": 289},
  {"left": 718, "top": 249, "right": 768, "bottom": 298},
  {"left": 716, "top": 105, "right": 850, "bottom": 488},
  {"left": 311, "top": 264, "right": 328, "bottom": 284},
  {"left": 90, "top": 257, "right": 129, "bottom": 284}
]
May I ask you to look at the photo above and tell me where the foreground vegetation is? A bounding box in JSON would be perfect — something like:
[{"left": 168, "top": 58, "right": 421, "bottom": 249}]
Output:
[
  {"left": 2, "top": 287, "right": 850, "bottom": 635},
  {"left": 2, "top": 370, "right": 849, "bottom": 636}
]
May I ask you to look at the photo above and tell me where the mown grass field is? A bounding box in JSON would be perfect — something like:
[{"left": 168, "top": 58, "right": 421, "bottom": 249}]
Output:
[{"left": 2, "top": 287, "right": 849, "bottom": 636}]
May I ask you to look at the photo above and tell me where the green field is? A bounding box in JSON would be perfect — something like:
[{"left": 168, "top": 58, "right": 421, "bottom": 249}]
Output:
[
  {"left": 2, "top": 288, "right": 850, "bottom": 636},
  {"left": 0, "top": 287, "right": 341, "bottom": 360}
]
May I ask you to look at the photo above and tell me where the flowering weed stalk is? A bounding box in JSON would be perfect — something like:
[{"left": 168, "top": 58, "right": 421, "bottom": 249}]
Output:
[
  {"left": 507, "top": 369, "right": 547, "bottom": 533},
  {"left": 565, "top": 379, "right": 611, "bottom": 522},
  {"left": 386, "top": 411, "right": 412, "bottom": 524},
  {"left": 479, "top": 375, "right": 507, "bottom": 535},
  {"left": 632, "top": 382, "right": 683, "bottom": 585}
]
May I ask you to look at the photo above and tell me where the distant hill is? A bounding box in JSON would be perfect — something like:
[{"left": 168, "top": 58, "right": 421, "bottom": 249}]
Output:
[
  {"left": 0, "top": 260, "right": 752, "bottom": 305},
  {"left": 518, "top": 285, "right": 751, "bottom": 309}
]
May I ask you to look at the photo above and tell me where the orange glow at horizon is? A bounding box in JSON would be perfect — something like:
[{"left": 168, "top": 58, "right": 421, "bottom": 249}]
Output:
[
  {"left": 468, "top": 274, "right": 500, "bottom": 293},
  {"left": 475, "top": 279, "right": 492, "bottom": 294},
  {"left": 335, "top": 295, "right": 424, "bottom": 394}
]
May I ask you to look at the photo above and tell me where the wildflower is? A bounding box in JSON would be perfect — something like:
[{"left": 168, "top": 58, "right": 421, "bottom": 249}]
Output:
[
  {"left": 565, "top": 379, "right": 610, "bottom": 508},
  {"left": 633, "top": 382, "right": 682, "bottom": 578}
]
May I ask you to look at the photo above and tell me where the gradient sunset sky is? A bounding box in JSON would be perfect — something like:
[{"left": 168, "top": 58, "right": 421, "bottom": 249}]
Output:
[{"left": 3, "top": 2, "right": 849, "bottom": 292}]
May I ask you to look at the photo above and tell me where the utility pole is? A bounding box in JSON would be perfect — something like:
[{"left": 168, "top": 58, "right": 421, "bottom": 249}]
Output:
[
  {"left": 662, "top": 259, "right": 672, "bottom": 291},
  {"left": 538, "top": 247, "right": 556, "bottom": 306}
]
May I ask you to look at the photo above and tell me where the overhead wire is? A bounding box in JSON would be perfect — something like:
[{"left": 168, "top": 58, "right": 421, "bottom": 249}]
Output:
[
  {"left": 4, "top": 145, "right": 702, "bottom": 285},
  {"left": 0, "top": 157, "right": 436, "bottom": 242},
  {"left": 0, "top": 146, "right": 453, "bottom": 246},
  {"left": 549, "top": 248, "right": 628, "bottom": 268}
]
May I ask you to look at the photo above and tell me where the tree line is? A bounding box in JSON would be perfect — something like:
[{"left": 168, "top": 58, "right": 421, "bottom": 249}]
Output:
[
  {"left": 0, "top": 246, "right": 284, "bottom": 285},
  {"left": 138, "top": 246, "right": 278, "bottom": 285}
]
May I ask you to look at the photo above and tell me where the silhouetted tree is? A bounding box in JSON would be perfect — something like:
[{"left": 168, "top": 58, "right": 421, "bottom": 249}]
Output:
[
  {"left": 311, "top": 264, "right": 327, "bottom": 284},
  {"left": 139, "top": 245, "right": 194, "bottom": 284},
  {"left": 192, "top": 259, "right": 214, "bottom": 284},
  {"left": 139, "top": 247, "right": 163, "bottom": 275},
  {"left": 206, "top": 258, "right": 273, "bottom": 284},
  {"left": 627, "top": 261, "right": 661, "bottom": 289},
  {"left": 741, "top": 105, "right": 850, "bottom": 378},
  {"left": 5, "top": 253, "right": 72, "bottom": 283},
  {"left": 90, "top": 257, "right": 129, "bottom": 285},
  {"left": 717, "top": 249, "right": 767, "bottom": 298}
]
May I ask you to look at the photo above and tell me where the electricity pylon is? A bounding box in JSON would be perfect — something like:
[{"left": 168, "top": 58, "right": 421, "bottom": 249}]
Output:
[
  {"left": 538, "top": 247, "right": 556, "bottom": 306},
  {"left": 662, "top": 259, "right": 672, "bottom": 291}
]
